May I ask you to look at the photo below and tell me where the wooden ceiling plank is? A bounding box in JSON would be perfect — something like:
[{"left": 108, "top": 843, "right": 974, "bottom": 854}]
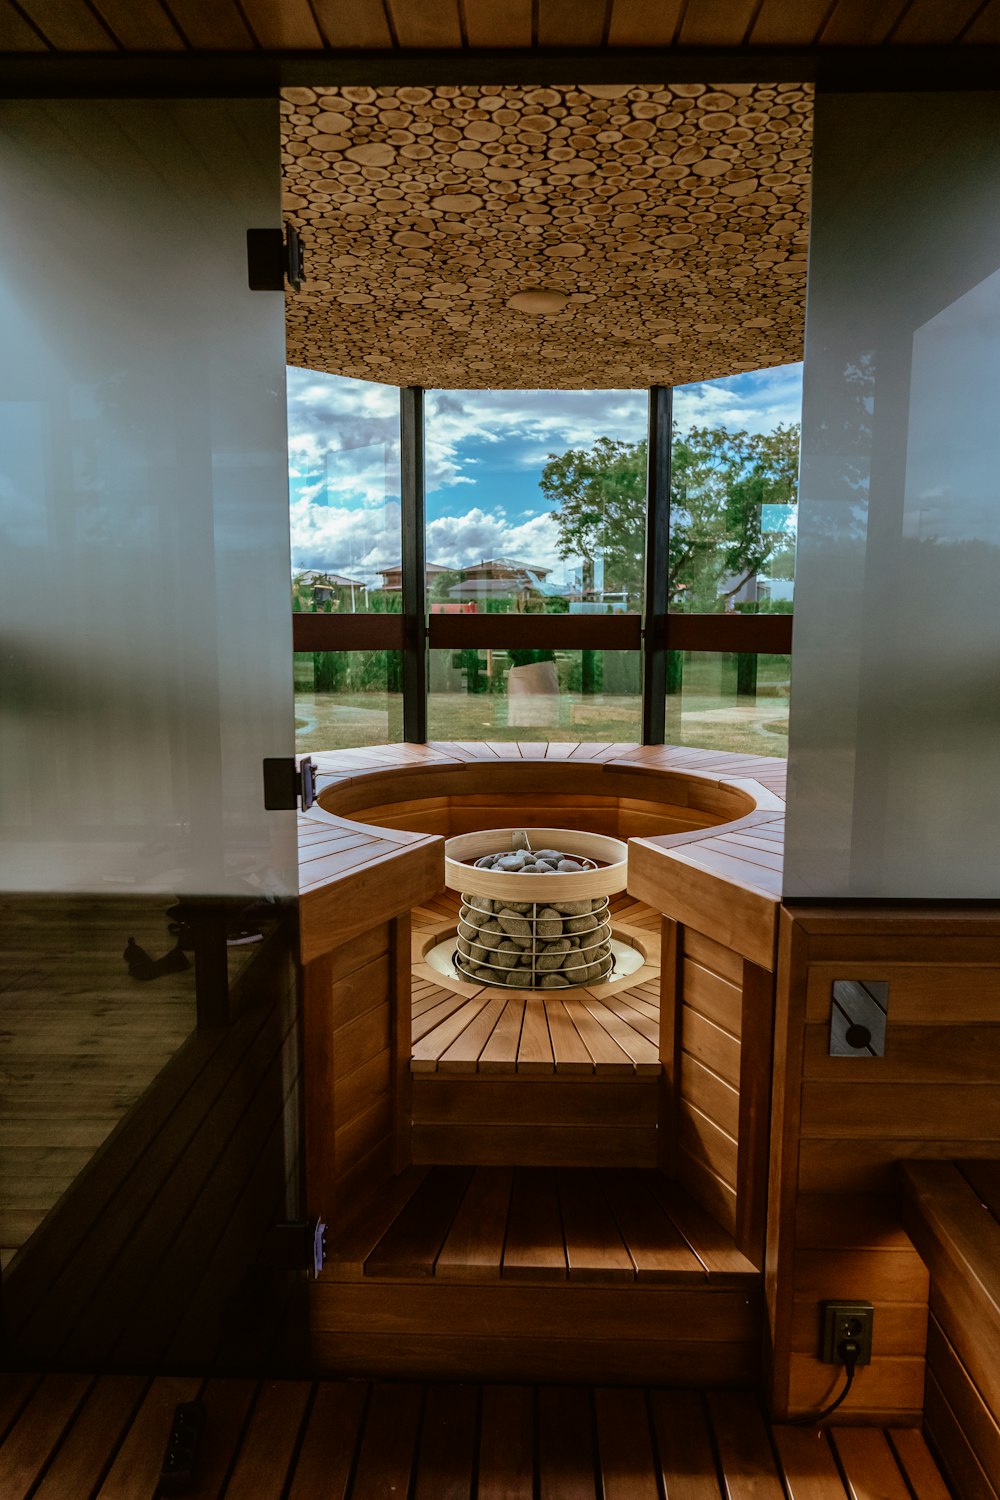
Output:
[
  {"left": 607, "top": 0, "right": 684, "bottom": 46},
  {"left": 88, "top": 0, "right": 186, "bottom": 50},
  {"left": 158, "top": 0, "right": 255, "bottom": 48},
  {"left": 747, "top": 0, "right": 833, "bottom": 46},
  {"left": 0, "top": 1, "right": 48, "bottom": 47},
  {"left": 536, "top": 0, "right": 608, "bottom": 48},
  {"left": 962, "top": 0, "right": 1000, "bottom": 42},
  {"left": 819, "top": 0, "right": 912, "bottom": 45},
  {"left": 678, "top": 0, "right": 761, "bottom": 46},
  {"left": 239, "top": 0, "right": 324, "bottom": 48},
  {"left": 15, "top": 0, "right": 117, "bottom": 49},
  {"left": 386, "top": 0, "right": 463, "bottom": 48},
  {"left": 889, "top": 0, "right": 983, "bottom": 42},
  {"left": 463, "top": 0, "right": 532, "bottom": 48},
  {"left": 311, "top": 0, "right": 394, "bottom": 49}
]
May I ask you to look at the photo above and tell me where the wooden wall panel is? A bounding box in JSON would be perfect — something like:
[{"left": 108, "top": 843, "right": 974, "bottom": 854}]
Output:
[
  {"left": 766, "top": 907, "right": 1000, "bottom": 1425},
  {"left": 925, "top": 1314, "right": 1000, "bottom": 1500},
  {"left": 674, "top": 927, "right": 743, "bottom": 1239}
]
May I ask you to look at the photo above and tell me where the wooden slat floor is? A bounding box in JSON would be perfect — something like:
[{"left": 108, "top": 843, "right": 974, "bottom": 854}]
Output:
[
  {"left": 0, "top": 897, "right": 199, "bottom": 1269},
  {"left": 410, "top": 892, "right": 664, "bottom": 1076},
  {"left": 0, "top": 896, "right": 263, "bottom": 1271},
  {"left": 0, "top": 1371, "right": 949, "bottom": 1500},
  {"left": 333, "top": 1166, "right": 758, "bottom": 1285}
]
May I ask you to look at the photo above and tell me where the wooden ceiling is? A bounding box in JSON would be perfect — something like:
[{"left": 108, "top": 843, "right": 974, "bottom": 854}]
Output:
[
  {"left": 282, "top": 81, "right": 811, "bottom": 388},
  {"left": 0, "top": 0, "right": 997, "bottom": 53}
]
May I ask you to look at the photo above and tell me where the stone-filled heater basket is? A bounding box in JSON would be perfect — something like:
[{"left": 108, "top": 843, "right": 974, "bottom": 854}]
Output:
[{"left": 444, "top": 827, "right": 628, "bottom": 990}]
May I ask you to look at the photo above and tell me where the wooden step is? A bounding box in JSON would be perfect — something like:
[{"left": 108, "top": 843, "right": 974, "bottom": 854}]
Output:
[
  {"left": 314, "top": 1167, "right": 761, "bottom": 1383},
  {"left": 411, "top": 1074, "right": 659, "bottom": 1167}
]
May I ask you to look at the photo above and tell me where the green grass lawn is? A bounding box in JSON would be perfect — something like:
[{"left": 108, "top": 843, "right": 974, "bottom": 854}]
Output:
[{"left": 294, "top": 655, "right": 789, "bottom": 757}]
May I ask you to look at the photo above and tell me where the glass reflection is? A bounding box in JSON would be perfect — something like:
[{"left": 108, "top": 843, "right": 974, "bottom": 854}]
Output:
[
  {"left": 425, "top": 388, "right": 648, "bottom": 615},
  {"left": 427, "top": 648, "right": 641, "bottom": 742}
]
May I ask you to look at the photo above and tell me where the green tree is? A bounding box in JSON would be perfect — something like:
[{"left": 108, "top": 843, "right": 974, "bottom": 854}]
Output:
[{"left": 540, "top": 423, "right": 800, "bottom": 612}]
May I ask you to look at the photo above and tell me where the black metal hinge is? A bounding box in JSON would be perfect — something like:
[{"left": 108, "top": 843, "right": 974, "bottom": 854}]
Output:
[
  {"left": 262, "top": 755, "right": 316, "bottom": 812},
  {"left": 246, "top": 224, "right": 304, "bottom": 292},
  {"left": 262, "top": 1217, "right": 327, "bottom": 1276}
]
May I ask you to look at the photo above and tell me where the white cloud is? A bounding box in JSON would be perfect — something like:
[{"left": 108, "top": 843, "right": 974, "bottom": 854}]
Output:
[
  {"left": 673, "top": 364, "right": 803, "bottom": 435},
  {"left": 425, "top": 507, "right": 568, "bottom": 574}
]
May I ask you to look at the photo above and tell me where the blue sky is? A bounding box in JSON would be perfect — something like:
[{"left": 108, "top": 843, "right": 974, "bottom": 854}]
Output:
[{"left": 287, "top": 363, "right": 804, "bottom": 584}]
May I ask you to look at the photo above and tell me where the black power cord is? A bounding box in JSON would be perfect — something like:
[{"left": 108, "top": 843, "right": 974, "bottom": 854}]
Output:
[{"left": 789, "top": 1339, "right": 861, "bottom": 1425}]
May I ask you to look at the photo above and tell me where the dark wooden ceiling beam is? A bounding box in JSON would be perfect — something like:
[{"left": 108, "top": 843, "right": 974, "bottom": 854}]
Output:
[{"left": 3, "top": 45, "right": 1000, "bottom": 96}]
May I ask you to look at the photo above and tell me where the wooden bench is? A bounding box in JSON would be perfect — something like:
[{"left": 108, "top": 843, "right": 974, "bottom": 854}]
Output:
[{"left": 900, "top": 1159, "right": 1000, "bottom": 1500}]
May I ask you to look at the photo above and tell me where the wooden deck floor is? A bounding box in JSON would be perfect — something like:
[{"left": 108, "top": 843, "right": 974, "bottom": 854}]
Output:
[
  {"left": 0, "top": 896, "right": 198, "bottom": 1268},
  {"left": 410, "top": 894, "right": 663, "bottom": 1076},
  {"left": 0, "top": 896, "right": 264, "bottom": 1272},
  {"left": 347, "top": 1166, "right": 757, "bottom": 1285},
  {"left": 0, "top": 1371, "right": 948, "bottom": 1500}
]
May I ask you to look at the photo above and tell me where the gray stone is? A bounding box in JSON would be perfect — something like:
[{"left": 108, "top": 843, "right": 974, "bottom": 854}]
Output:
[
  {"left": 537, "top": 938, "right": 571, "bottom": 971},
  {"left": 494, "top": 940, "right": 520, "bottom": 969},
  {"left": 497, "top": 908, "right": 532, "bottom": 940},
  {"left": 536, "top": 907, "right": 563, "bottom": 939},
  {"left": 540, "top": 974, "right": 570, "bottom": 988},
  {"left": 566, "top": 913, "right": 599, "bottom": 935},
  {"left": 557, "top": 859, "right": 584, "bottom": 872}
]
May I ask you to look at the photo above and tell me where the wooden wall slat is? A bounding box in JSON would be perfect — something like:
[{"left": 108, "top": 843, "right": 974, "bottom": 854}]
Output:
[
  {"left": 964, "top": 0, "right": 1000, "bottom": 44},
  {"left": 311, "top": 0, "right": 394, "bottom": 48},
  {"left": 89, "top": 0, "right": 185, "bottom": 48},
  {"left": 748, "top": 0, "right": 832, "bottom": 46},
  {"left": 925, "top": 1368, "right": 1000, "bottom": 1500},
  {"left": 239, "top": 0, "right": 323, "bottom": 46},
  {"left": 891, "top": 0, "right": 984, "bottom": 43},
  {"left": 607, "top": 0, "right": 684, "bottom": 46},
  {"left": 15, "top": 0, "right": 115, "bottom": 48},
  {"left": 462, "top": 0, "right": 532, "bottom": 47},
  {"left": 767, "top": 905, "right": 1000, "bottom": 1424},
  {"left": 678, "top": 0, "right": 758, "bottom": 45},
  {"left": 162, "top": 0, "right": 254, "bottom": 47},
  {"left": 805, "top": 964, "right": 1000, "bottom": 1024},
  {"left": 0, "top": 2, "right": 47, "bottom": 47},
  {"left": 386, "top": 0, "right": 463, "bottom": 46},
  {"left": 820, "top": 0, "right": 910, "bottom": 45},
  {"left": 926, "top": 1314, "right": 1000, "bottom": 1498}
]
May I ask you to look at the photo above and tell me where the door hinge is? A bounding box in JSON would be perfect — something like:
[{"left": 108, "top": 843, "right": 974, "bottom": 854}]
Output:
[
  {"left": 246, "top": 224, "right": 304, "bottom": 292},
  {"left": 262, "top": 1217, "right": 327, "bottom": 1276},
  {"left": 262, "top": 755, "right": 316, "bottom": 812}
]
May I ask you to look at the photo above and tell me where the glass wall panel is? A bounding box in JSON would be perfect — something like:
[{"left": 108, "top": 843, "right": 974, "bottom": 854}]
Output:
[
  {"left": 787, "top": 93, "right": 1000, "bottom": 897},
  {"left": 288, "top": 369, "right": 401, "bottom": 614},
  {"left": 0, "top": 100, "right": 298, "bottom": 1364},
  {"left": 669, "top": 367, "right": 801, "bottom": 614},
  {"left": 428, "top": 648, "right": 641, "bottom": 742},
  {"left": 424, "top": 389, "right": 647, "bottom": 615},
  {"left": 664, "top": 652, "right": 790, "bottom": 757},
  {"left": 295, "top": 651, "right": 403, "bottom": 752}
]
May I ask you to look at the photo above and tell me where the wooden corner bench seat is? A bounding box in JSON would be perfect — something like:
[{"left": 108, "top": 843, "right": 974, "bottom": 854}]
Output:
[{"left": 900, "top": 1159, "right": 1000, "bottom": 1500}]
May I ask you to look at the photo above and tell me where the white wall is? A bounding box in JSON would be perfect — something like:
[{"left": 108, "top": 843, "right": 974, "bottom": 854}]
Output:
[
  {"left": 0, "top": 100, "right": 297, "bottom": 896},
  {"left": 785, "top": 92, "right": 1000, "bottom": 898}
]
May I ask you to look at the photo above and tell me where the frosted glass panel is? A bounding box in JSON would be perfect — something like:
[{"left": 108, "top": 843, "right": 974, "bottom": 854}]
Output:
[
  {"left": 0, "top": 100, "right": 295, "bottom": 897},
  {"left": 785, "top": 93, "right": 1000, "bottom": 898}
]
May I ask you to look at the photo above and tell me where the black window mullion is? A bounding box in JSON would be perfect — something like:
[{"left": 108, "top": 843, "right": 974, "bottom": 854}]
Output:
[
  {"left": 642, "top": 385, "right": 672, "bottom": 745},
  {"left": 400, "top": 385, "right": 427, "bottom": 743}
]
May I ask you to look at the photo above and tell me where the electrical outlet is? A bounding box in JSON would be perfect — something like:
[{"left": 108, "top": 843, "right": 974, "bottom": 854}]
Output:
[{"left": 821, "top": 1301, "right": 874, "bottom": 1365}]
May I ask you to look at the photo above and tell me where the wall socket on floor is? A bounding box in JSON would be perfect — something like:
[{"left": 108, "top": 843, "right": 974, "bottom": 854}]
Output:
[{"left": 820, "top": 1301, "right": 874, "bottom": 1365}]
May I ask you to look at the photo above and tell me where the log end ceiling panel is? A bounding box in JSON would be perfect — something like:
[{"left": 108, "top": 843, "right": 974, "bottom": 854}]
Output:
[{"left": 281, "top": 82, "right": 812, "bottom": 389}]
